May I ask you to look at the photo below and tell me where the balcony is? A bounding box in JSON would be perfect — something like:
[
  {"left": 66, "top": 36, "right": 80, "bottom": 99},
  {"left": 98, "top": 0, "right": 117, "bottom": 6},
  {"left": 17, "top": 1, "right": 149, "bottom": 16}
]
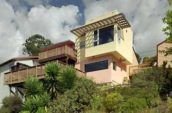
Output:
[
  {"left": 85, "top": 42, "right": 116, "bottom": 58},
  {"left": 4, "top": 63, "right": 85, "bottom": 85},
  {"left": 38, "top": 41, "right": 77, "bottom": 64}
]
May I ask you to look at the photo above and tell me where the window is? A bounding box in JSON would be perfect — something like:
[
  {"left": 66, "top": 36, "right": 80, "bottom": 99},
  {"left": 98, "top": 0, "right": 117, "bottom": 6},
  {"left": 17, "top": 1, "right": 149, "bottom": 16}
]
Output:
[
  {"left": 80, "top": 41, "right": 85, "bottom": 49},
  {"left": 94, "top": 30, "right": 99, "bottom": 46},
  {"left": 113, "top": 61, "right": 117, "bottom": 70},
  {"left": 94, "top": 25, "right": 114, "bottom": 46},
  {"left": 85, "top": 60, "right": 108, "bottom": 72},
  {"left": 117, "top": 27, "right": 123, "bottom": 40}
]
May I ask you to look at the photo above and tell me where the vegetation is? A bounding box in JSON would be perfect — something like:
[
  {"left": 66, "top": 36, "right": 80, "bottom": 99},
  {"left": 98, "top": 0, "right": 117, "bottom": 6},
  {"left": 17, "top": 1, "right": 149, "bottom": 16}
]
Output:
[
  {"left": 142, "top": 56, "right": 157, "bottom": 66},
  {"left": 48, "top": 77, "right": 98, "bottom": 113},
  {"left": 1, "top": 62, "right": 172, "bottom": 113},
  {"left": 22, "top": 77, "right": 50, "bottom": 113},
  {"left": 22, "top": 34, "right": 52, "bottom": 56},
  {"left": 162, "top": 1, "right": 172, "bottom": 55},
  {"left": 0, "top": 96, "right": 22, "bottom": 113},
  {"left": 44, "top": 62, "right": 77, "bottom": 99}
]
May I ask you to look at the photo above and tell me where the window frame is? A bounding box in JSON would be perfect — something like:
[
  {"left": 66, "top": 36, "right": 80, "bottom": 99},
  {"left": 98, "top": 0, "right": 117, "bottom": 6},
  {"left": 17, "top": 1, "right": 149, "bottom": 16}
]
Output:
[
  {"left": 80, "top": 41, "right": 85, "bottom": 49},
  {"left": 93, "top": 25, "right": 114, "bottom": 46},
  {"left": 85, "top": 60, "right": 108, "bottom": 72}
]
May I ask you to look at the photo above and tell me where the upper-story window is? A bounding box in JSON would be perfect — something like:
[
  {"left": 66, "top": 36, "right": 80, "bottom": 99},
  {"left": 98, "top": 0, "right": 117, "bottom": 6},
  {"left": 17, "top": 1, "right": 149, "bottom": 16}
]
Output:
[
  {"left": 94, "top": 25, "right": 114, "bottom": 46},
  {"left": 117, "top": 27, "right": 123, "bottom": 40},
  {"left": 80, "top": 41, "right": 85, "bottom": 49}
]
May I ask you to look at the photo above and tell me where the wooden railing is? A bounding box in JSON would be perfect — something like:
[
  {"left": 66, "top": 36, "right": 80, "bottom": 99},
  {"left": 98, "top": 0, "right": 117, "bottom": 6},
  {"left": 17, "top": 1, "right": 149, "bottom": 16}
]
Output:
[
  {"left": 39, "top": 45, "right": 77, "bottom": 61},
  {"left": 4, "top": 64, "right": 85, "bottom": 85},
  {"left": 129, "top": 64, "right": 151, "bottom": 76},
  {"left": 4, "top": 65, "right": 45, "bottom": 85}
]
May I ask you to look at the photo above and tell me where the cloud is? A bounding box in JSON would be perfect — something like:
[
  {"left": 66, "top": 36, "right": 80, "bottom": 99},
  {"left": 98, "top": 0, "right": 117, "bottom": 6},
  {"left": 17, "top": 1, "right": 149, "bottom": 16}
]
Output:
[
  {"left": 82, "top": 0, "right": 168, "bottom": 56},
  {"left": 0, "top": 0, "right": 80, "bottom": 63}
]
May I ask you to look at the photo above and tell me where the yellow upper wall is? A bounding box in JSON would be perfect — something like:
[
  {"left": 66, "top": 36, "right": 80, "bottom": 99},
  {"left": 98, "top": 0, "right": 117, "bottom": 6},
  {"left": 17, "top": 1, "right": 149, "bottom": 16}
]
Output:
[{"left": 74, "top": 11, "right": 134, "bottom": 64}]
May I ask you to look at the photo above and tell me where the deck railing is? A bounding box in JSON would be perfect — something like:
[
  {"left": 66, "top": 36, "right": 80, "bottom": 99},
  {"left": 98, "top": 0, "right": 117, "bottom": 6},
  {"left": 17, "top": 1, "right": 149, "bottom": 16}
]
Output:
[
  {"left": 39, "top": 45, "right": 77, "bottom": 61},
  {"left": 129, "top": 63, "right": 151, "bottom": 76},
  {"left": 4, "top": 63, "right": 85, "bottom": 85}
]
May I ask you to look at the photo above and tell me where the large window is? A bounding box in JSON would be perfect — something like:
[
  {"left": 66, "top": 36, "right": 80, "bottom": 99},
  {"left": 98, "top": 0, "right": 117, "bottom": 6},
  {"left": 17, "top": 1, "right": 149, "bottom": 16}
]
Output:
[
  {"left": 85, "top": 60, "right": 108, "bottom": 72},
  {"left": 94, "top": 25, "right": 114, "bottom": 46}
]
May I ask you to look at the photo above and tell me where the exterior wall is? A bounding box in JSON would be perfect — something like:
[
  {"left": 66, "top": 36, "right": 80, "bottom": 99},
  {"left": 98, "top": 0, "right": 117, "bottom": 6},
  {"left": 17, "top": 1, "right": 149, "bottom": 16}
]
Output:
[
  {"left": 85, "top": 41, "right": 116, "bottom": 58},
  {"left": 111, "top": 58, "right": 128, "bottom": 84},
  {"left": 0, "top": 62, "right": 14, "bottom": 107},
  {"left": 158, "top": 42, "right": 172, "bottom": 67},
  {"left": 75, "top": 55, "right": 127, "bottom": 84},
  {"left": 16, "top": 60, "right": 36, "bottom": 67},
  {"left": 115, "top": 27, "right": 133, "bottom": 63}
]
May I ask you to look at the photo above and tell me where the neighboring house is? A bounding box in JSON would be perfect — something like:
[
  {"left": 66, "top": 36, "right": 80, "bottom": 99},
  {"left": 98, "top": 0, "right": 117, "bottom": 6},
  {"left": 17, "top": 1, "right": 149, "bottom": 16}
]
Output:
[
  {"left": 157, "top": 40, "right": 172, "bottom": 67},
  {"left": 3, "top": 40, "right": 85, "bottom": 99},
  {"left": 0, "top": 56, "right": 38, "bottom": 106},
  {"left": 71, "top": 11, "right": 138, "bottom": 84}
]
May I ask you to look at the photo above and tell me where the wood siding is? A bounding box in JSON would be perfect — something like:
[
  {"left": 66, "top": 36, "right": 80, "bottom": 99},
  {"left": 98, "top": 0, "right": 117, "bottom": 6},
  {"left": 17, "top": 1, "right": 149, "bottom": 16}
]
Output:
[{"left": 39, "top": 45, "right": 76, "bottom": 62}]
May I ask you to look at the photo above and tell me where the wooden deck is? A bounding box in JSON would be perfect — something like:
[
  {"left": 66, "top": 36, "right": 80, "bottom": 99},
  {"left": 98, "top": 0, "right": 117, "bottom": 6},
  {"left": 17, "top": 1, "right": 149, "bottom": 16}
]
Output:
[
  {"left": 129, "top": 64, "right": 151, "bottom": 76},
  {"left": 4, "top": 64, "right": 85, "bottom": 85},
  {"left": 38, "top": 45, "right": 77, "bottom": 63}
]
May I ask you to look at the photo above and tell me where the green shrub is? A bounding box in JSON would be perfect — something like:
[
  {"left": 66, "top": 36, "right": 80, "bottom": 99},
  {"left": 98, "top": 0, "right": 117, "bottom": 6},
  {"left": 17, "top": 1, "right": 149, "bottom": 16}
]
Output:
[
  {"left": 103, "top": 92, "right": 123, "bottom": 112},
  {"left": 0, "top": 95, "right": 22, "bottom": 113},
  {"left": 22, "top": 77, "right": 50, "bottom": 113},
  {"left": 48, "top": 77, "right": 98, "bottom": 113},
  {"left": 120, "top": 97, "right": 147, "bottom": 113}
]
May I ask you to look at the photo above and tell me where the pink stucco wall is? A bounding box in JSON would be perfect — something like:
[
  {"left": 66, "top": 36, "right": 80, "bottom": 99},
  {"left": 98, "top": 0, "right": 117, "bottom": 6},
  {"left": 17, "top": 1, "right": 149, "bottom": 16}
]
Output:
[{"left": 75, "top": 55, "right": 127, "bottom": 84}]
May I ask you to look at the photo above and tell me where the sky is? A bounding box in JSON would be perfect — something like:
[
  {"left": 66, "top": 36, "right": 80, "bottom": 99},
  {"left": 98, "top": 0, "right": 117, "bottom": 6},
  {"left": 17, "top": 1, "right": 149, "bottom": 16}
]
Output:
[{"left": 0, "top": 0, "right": 169, "bottom": 63}]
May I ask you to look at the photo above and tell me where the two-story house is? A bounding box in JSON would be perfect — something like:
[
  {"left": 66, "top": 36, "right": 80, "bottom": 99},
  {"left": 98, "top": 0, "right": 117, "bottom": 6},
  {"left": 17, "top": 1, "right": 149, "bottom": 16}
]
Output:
[{"left": 72, "top": 11, "right": 138, "bottom": 84}]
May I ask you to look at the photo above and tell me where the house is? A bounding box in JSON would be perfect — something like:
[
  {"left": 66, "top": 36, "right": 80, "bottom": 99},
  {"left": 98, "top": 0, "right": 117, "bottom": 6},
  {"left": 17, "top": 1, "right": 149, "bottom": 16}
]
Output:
[
  {"left": 4, "top": 40, "right": 78, "bottom": 85},
  {"left": 3, "top": 40, "right": 85, "bottom": 99},
  {"left": 0, "top": 56, "right": 38, "bottom": 106},
  {"left": 157, "top": 40, "right": 172, "bottom": 67},
  {"left": 71, "top": 11, "right": 138, "bottom": 84}
]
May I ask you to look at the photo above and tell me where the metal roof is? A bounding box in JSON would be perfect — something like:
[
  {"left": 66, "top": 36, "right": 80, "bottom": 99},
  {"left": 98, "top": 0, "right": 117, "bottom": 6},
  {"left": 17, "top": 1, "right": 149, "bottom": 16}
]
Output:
[{"left": 71, "top": 13, "right": 131, "bottom": 37}]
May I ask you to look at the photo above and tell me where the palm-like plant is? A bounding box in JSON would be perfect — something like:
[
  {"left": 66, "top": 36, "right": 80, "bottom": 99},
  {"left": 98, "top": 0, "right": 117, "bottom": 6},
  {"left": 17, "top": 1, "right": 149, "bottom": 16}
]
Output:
[
  {"left": 44, "top": 62, "right": 61, "bottom": 100},
  {"left": 44, "top": 62, "right": 77, "bottom": 100},
  {"left": 24, "top": 77, "right": 44, "bottom": 97}
]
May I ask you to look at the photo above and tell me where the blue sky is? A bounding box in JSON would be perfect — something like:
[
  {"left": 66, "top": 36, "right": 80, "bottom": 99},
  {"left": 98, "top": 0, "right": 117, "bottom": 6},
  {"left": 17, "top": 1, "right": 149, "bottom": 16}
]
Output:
[{"left": 0, "top": 0, "right": 169, "bottom": 63}]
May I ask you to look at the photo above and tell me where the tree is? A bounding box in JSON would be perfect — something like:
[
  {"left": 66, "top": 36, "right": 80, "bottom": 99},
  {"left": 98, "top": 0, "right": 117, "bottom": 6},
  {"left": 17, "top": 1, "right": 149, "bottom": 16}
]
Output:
[
  {"left": 23, "top": 34, "right": 52, "bottom": 56},
  {"left": 0, "top": 96, "right": 22, "bottom": 113},
  {"left": 22, "top": 77, "right": 50, "bottom": 113},
  {"left": 44, "top": 62, "right": 77, "bottom": 100},
  {"left": 163, "top": 1, "right": 172, "bottom": 55}
]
